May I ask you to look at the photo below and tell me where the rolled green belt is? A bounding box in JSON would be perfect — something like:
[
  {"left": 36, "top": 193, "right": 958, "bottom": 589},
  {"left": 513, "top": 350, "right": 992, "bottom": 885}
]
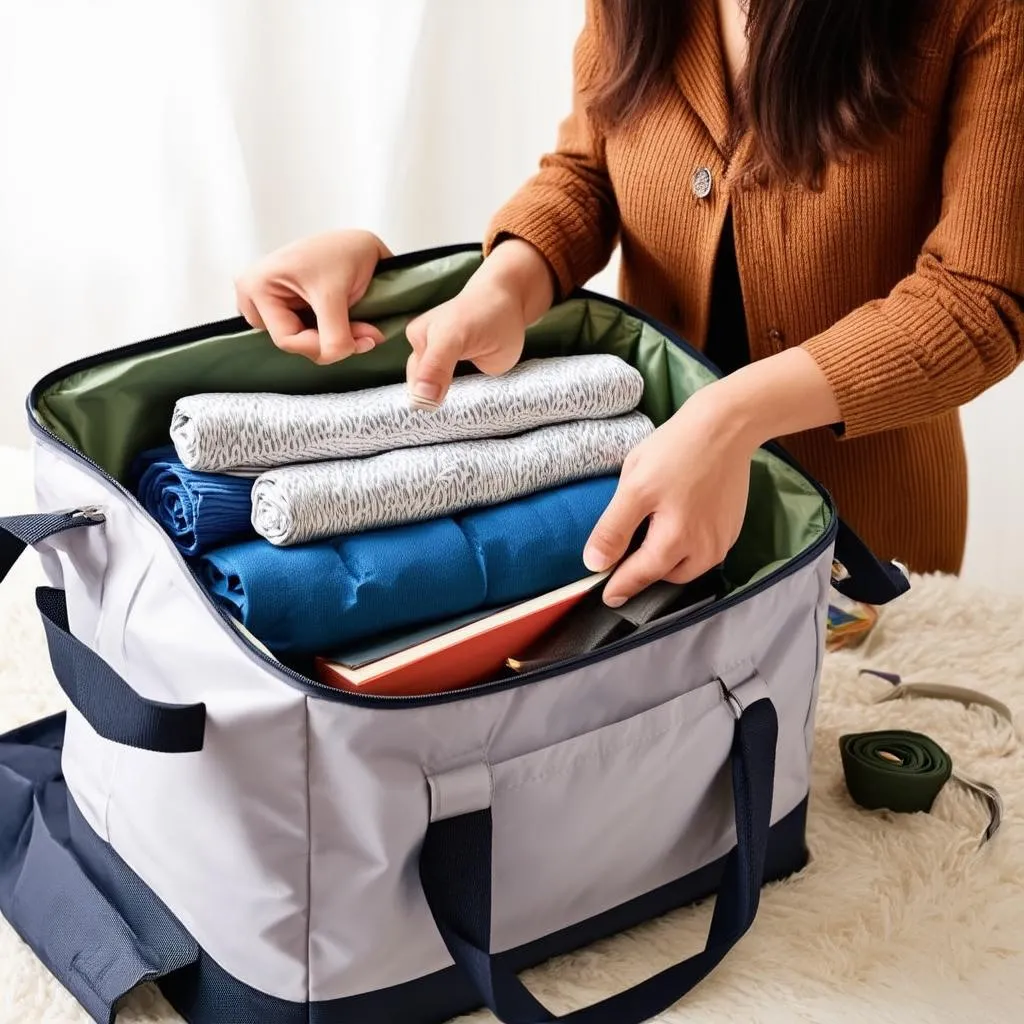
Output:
[
  {"left": 839, "top": 730, "right": 952, "bottom": 813},
  {"left": 839, "top": 728, "right": 1002, "bottom": 844}
]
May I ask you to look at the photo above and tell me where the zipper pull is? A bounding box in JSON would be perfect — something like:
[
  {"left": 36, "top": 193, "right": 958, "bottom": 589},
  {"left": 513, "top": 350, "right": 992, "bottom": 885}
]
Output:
[{"left": 71, "top": 506, "right": 105, "bottom": 522}]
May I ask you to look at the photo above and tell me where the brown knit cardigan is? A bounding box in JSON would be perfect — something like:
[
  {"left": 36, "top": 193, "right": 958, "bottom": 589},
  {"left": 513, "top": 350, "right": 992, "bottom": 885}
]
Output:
[{"left": 485, "top": 0, "right": 1024, "bottom": 574}]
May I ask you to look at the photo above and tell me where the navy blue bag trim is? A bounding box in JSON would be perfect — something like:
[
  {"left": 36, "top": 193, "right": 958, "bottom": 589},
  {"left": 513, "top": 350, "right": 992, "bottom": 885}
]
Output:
[
  {"left": 1, "top": 510, "right": 205, "bottom": 754},
  {"left": 0, "top": 711, "right": 808, "bottom": 1024},
  {"left": 36, "top": 586, "right": 206, "bottom": 754},
  {"left": 419, "top": 697, "right": 779, "bottom": 1024},
  {"left": 831, "top": 519, "right": 910, "bottom": 606},
  {"left": 0, "top": 713, "right": 199, "bottom": 1024}
]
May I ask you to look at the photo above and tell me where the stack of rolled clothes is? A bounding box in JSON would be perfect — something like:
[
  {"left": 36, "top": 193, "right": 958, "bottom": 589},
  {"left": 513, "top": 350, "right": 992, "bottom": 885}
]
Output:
[{"left": 134, "top": 354, "right": 653, "bottom": 655}]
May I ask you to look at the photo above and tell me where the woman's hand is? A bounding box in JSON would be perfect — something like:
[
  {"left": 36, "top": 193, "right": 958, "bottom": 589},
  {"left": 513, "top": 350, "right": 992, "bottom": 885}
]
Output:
[
  {"left": 234, "top": 230, "right": 393, "bottom": 364},
  {"left": 583, "top": 386, "right": 754, "bottom": 606},
  {"left": 404, "top": 276, "right": 528, "bottom": 409},
  {"left": 405, "top": 238, "right": 556, "bottom": 408},
  {"left": 584, "top": 347, "right": 843, "bottom": 606}
]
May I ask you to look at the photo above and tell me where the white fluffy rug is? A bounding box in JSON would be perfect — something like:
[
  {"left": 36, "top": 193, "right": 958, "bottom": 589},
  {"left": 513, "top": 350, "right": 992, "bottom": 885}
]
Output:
[{"left": 1, "top": 445, "right": 1022, "bottom": 1024}]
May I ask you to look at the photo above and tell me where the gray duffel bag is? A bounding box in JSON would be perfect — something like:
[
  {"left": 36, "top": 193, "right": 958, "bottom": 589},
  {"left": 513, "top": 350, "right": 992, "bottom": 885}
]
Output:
[{"left": 0, "top": 244, "right": 908, "bottom": 1024}]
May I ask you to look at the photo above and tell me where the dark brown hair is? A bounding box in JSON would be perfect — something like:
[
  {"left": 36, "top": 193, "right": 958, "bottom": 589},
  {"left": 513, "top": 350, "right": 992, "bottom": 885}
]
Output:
[{"left": 589, "top": 0, "right": 924, "bottom": 187}]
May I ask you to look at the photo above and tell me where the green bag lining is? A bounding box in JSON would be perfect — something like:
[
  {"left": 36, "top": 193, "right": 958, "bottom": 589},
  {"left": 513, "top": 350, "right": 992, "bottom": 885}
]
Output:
[{"left": 32, "top": 248, "right": 831, "bottom": 594}]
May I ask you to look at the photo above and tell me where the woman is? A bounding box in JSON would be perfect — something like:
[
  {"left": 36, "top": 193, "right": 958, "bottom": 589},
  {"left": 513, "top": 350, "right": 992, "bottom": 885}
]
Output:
[{"left": 236, "top": 0, "right": 1023, "bottom": 608}]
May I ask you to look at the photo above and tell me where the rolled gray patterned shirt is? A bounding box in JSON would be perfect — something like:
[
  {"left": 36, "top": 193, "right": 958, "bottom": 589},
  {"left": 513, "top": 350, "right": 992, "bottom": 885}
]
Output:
[
  {"left": 170, "top": 354, "right": 645, "bottom": 473},
  {"left": 250, "top": 413, "right": 654, "bottom": 546}
]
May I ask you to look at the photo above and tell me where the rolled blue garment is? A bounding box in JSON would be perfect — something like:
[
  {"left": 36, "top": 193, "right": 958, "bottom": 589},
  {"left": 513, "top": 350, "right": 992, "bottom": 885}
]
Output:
[
  {"left": 460, "top": 478, "right": 618, "bottom": 606},
  {"left": 199, "top": 475, "right": 619, "bottom": 654},
  {"left": 134, "top": 447, "right": 255, "bottom": 556}
]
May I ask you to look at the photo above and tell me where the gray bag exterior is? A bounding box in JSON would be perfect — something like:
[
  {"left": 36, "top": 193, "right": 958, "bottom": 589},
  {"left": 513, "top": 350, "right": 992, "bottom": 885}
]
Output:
[{"left": 24, "top": 436, "right": 832, "bottom": 1009}]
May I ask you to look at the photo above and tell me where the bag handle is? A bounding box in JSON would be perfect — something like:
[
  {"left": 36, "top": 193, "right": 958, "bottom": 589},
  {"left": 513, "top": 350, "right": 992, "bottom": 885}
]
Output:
[
  {"left": 2, "top": 510, "right": 206, "bottom": 753},
  {"left": 831, "top": 518, "right": 910, "bottom": 606},
  {"left": 0, "top": 508, "right": 105, "bottom": 585},
  {"left": 419, "top": 685, "right": 779, "bottom": 1024},
  {"left": 36, "top": 586, "right": 206, "bottom": 754}
]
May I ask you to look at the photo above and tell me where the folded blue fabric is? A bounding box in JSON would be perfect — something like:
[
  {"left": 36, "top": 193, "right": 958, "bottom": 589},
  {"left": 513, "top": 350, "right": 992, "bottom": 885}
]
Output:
[
  {"left": 199, "top": 475, "right": 619, "bottom": 654},
  {"left": 134, "top": 447, "right": 255, "bottom": 557}
]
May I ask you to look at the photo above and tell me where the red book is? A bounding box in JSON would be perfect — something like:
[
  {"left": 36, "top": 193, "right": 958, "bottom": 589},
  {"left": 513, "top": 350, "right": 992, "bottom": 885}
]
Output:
[{"left": 314, "top": 572, "right": 609, "bottom": 697}]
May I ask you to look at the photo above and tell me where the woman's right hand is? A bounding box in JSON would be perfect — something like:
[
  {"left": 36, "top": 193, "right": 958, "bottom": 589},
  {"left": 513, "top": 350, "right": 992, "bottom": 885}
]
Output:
[
  {"left": 405, "top": 238, "right": 556, "bottom": 408},
  {"left": 234, "top": 229, "right": 393, "bottom": 365}
]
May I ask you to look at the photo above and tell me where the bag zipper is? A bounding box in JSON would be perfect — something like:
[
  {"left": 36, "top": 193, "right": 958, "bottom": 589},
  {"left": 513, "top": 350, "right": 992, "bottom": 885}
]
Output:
[{"left": 26, "top": 245, "right": 838, "bottom": 709}]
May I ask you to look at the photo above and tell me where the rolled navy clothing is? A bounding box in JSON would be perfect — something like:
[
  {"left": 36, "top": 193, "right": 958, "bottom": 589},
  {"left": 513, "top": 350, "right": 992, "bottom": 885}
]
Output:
[
  {"left": 134, "top": 447, "right": 255, "bottom": 556},
  {"left": 250, "top": 413, "right": 653, "bottom": 547},
  {"left": 170, "top": 354, "right": 645, "bottom": 473},
  {"left": 200, "top": 475, "right": 619, "bottom": 654}
]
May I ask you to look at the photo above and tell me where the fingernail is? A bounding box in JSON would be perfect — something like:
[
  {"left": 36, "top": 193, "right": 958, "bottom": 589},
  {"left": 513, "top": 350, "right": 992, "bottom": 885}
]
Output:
[
  {"left": 353, "top": 337, "right": 375, "bottom": 354},
  {"left": 583, "top": 547, "right": 611, "bottom": 573},
  {"left": 410, "top": 382, "right": 441, "bottom": 409},
  {"left": 604, "top": 594, "right": 627, "bottom": 609}
]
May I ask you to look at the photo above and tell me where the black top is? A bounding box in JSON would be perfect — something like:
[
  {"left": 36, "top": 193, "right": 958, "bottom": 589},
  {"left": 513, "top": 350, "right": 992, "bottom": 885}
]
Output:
[{"left": 703, "top": 210, "right": 751, "bottom": 377}]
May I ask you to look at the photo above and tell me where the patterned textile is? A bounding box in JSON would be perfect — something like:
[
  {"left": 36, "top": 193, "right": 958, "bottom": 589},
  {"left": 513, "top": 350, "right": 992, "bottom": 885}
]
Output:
[
  {"left": 169, "top": 355, "right": 644, "bottom": 473},
  {"left": 251, "top": 413, "right": 653, "bottom": 546}
]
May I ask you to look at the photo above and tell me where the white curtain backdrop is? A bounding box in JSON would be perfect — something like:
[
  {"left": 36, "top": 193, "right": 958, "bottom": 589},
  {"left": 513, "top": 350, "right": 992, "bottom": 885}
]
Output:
[{"left": 0, "top": 0, "right": 1019, "bottom": 588}]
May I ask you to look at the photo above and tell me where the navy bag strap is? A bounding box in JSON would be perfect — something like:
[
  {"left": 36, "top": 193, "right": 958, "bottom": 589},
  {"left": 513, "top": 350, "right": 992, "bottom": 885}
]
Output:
[
  {"left": 1, "top": 511, "right": 206, "bottom": 754},
  {"left": 36, "top": 587, "right": 206, "bottom": 754},
  {"left": 0, "top": 509, "right": 103, "bottom": 585},
  {"left": 419, "top": 696, "right": 779, "bottom": 1024},
  {"left": 831, "top": 518, "right": 910, "bottom": 606}
]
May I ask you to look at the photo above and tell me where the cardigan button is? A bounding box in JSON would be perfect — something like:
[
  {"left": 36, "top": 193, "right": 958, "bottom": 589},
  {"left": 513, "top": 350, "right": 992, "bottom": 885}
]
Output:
[
  {"left": 692, "top": 167, "right": 713, "bottom": 199},
  {"left": 767, "top": 327, "right": 785, "bottom": 349}
]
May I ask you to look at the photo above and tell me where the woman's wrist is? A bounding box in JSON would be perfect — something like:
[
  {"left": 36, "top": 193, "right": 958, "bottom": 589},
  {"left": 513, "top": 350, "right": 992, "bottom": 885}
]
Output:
[
  {"left": 470, "top": 237, "right": 556, "bottom": 326},
  {"left": 680, "top": 347, "right": 842, "bottom": 449}
]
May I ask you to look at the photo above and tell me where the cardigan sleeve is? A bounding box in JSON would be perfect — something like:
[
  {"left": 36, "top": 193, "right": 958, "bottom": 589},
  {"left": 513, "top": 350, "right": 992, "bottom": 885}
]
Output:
[
  {"left": 802, "top": 0, "right": 1024, "bottom": 439},
  {"left": 483, "top": 1, "right": 620, "bottom": 300}
]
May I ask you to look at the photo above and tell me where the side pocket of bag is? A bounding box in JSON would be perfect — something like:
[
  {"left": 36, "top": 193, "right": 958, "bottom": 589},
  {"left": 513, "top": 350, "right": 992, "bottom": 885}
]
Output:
[{"left": 484, "top": 676, "right": 739, "bottom": 954}]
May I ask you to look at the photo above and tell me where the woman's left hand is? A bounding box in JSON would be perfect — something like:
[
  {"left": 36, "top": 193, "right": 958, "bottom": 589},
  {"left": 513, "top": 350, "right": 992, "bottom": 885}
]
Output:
[
  {"left": 582, "top": 385, "right": 755, "bottom": 607},
  {"left": 582, "top": 347, "right": 843, "bottom": 607}
]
